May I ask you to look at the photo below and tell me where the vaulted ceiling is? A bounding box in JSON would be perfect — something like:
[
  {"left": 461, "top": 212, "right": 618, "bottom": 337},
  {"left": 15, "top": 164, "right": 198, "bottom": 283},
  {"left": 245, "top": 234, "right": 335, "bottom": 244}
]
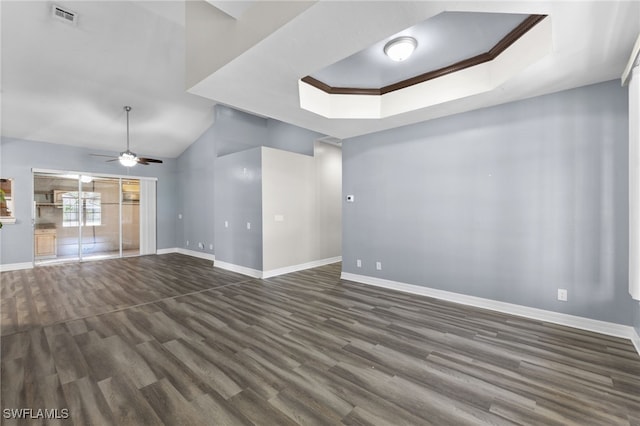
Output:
[{"left": 2, "top": 1, "right": 639, "bottom": 158}]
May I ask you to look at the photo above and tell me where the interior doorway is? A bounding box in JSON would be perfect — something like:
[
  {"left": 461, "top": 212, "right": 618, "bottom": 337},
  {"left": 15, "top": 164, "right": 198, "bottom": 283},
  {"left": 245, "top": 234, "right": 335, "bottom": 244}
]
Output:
[{"left": 33, "top": 171, "right": 155, "bottom": 265}]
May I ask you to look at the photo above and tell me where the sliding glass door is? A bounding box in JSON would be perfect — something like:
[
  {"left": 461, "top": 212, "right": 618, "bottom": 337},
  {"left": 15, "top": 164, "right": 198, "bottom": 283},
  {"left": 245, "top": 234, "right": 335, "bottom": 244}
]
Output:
[{"left": 33, "top": 171, "right": 151, "bottom": 265}]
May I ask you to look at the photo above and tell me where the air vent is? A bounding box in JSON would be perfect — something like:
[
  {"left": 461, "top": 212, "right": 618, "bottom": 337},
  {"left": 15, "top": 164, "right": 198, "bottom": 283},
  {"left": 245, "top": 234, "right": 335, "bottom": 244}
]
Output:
[{"left": 52, "top": 5, "right": 78, "bottom": 25}]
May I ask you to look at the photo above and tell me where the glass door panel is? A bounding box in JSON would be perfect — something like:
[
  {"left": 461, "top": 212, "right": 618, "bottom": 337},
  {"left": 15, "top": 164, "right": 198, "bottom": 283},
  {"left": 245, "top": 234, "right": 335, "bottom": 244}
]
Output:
[
  {"left": 121, "top": 179, "right": 140, "bottom": 257},
  {"left": 34, "top": 173, "right": 81, "bottom": 264},
  {"left": 80, "top": 177, "right": 120, "bottom": 260}
]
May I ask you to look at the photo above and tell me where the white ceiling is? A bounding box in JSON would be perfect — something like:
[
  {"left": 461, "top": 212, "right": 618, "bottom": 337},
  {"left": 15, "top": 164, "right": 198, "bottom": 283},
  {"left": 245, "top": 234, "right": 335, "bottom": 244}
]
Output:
[
  {"left": 310, "top": 11, "right": 529, "bottom": 89},
  {"left": 2, "top": 1, "right": 639, "bottom": 158},
  {"left": 1, "top": 1, "right": 215, "bottom": 158}
]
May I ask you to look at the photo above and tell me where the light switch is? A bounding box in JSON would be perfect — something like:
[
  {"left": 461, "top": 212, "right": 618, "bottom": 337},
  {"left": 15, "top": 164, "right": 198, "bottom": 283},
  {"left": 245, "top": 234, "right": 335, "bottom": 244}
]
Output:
[
  {"left": 224, "top": 221, "right": 228, "bottom": 228},
  {"left": 275, "top": 214, "right": 284, "bottom": 222},
  {"left": 247, "top": 222, "right": 251, "bottom": 230}
]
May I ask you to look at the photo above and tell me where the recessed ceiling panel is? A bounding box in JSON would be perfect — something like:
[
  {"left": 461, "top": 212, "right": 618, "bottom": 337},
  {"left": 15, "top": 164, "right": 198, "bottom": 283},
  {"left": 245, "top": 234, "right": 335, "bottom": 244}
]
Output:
[{"left": 309, "top": 12, "right": 529, "bottom": 89}]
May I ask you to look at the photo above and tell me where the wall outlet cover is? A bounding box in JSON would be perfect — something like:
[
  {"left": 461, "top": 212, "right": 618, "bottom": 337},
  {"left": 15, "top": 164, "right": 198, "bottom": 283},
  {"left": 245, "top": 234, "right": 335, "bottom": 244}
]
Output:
[{"left": 557, "top": 288, "right": 568, "bottom": 302}]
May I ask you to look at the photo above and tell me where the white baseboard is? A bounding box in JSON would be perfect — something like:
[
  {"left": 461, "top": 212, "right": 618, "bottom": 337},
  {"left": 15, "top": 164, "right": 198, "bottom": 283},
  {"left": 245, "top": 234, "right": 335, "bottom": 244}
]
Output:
[
  {"left": 156, "top": 248, "right": 177, "bottom": 255},
  {"left": 341, "top": 272, "right": 640, "bottom": 356},
  {"left": 214, "top": 260, "right": 262, "bottom": 279},
  {"left": 157, "top": 247, "right": 215, "bottom": 262},
  {"left": 262, "top": 256, "right": 342, "bottom": 279},
  {"left": 0, "top": 262, "right": 34, "bottom": 272},
  {"left": 215, "top": 257, "right": 342, "bottom": 280}
]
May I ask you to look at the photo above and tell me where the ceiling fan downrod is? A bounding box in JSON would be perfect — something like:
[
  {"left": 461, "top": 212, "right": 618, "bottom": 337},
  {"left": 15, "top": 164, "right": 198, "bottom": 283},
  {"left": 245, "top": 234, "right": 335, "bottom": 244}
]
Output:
[{"left": 119, "top": 105, "right": 138, "bottom": 167}]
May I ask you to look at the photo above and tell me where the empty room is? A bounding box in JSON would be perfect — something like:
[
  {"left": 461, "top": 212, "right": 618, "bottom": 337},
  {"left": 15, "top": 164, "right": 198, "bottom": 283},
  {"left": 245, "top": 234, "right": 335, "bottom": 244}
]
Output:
[{"left": 1, "top": 1, "right": 640, "bottom": 425}]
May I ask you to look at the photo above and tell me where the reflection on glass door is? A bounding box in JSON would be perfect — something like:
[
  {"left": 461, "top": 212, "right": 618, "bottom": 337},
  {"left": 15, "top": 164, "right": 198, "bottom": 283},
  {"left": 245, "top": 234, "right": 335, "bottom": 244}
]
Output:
[
  {"left": 80, "top": 177, "right": 121, "bottom": 261},
  {"left": 33, "top": 172, "right": 142, "bottom": 265},
  {"left": 34, "top": 174, "right": 81, "bottom": 263}
]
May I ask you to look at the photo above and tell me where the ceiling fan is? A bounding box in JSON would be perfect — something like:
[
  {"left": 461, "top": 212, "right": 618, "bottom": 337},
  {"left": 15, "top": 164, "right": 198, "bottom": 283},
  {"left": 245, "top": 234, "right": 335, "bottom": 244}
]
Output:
[{"left": 91, "top": 106, "right": 163, "bottom": 167}]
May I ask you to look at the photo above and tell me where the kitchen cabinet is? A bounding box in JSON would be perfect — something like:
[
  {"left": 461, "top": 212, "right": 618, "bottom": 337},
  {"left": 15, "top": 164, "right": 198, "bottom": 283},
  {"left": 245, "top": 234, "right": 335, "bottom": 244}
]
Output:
[{"left": 35, "top": 228, "right": 57, "bottom": 258}]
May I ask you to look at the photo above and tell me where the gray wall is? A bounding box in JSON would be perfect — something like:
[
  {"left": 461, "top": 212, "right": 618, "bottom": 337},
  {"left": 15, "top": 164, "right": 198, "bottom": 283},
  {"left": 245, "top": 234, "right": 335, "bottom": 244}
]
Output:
[
  {"left": 314, "top": 141, "right": 342, "bottom": 260},
  {"left": 342, "top": 80, "right": 635, "bottom": 326},
  {"left": 214, "top": 105, "right": 269, "bottom": 157},
  {"left": 176, "top": 125, "right": 216, "bottom": 255},
  {"left": 176, "top": 104, "right": 327, "bottom": 255},
  {"left": 214, "top": 105, "right": 323, "bottom": 157},
  {"left": 214, "top": 147, "right": 263, "bottom": 270},
  {"left": 267, "top": 119, "right": 321, "bottom": 156},
  {"left": 0, "top": 137, "right": 177, "bottom": 265}
]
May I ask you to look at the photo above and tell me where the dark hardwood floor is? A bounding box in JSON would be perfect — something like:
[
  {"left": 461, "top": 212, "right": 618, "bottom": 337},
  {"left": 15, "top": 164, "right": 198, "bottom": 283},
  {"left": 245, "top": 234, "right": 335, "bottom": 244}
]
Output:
[{"left": 1, "top": 253, "right": 639, "bottom": 425}]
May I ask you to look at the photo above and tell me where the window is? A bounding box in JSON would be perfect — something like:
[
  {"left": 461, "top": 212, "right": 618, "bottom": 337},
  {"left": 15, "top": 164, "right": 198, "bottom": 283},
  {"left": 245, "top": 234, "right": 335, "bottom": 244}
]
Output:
[
  {"left": 62, "top": 191, "right": 101, "bottom": 227},
  {"left": 0, "top": 178, "right": 16, "bottom": 224}
]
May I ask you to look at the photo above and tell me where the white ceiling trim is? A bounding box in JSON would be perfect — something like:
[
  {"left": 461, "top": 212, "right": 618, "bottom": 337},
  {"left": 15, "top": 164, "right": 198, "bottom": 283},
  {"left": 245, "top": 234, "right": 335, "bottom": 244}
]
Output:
[{"left": 622, "top": 33, "right": 640, "bottom": 86}]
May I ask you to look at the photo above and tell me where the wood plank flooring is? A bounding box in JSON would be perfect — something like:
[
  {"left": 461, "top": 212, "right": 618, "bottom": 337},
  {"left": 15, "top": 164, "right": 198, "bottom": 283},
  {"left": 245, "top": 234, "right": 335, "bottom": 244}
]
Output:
[{"left": 1, "top": 253, "right": 639, "bottom": 425}]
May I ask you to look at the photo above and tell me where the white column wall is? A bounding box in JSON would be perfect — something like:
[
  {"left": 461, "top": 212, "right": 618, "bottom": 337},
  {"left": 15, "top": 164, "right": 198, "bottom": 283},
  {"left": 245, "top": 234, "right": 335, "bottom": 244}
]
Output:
[
  {"left": 630, "top": 66, "right": 640, "bottom": 300},
  {"left": 261, "top": 147, "right": 315, "bottom": 271},
  {"left": 261, "top": 144, "right": 342, "bottom": 273},
  {"left": 139, "top": 178, "right": 157, "bottom": 255}
]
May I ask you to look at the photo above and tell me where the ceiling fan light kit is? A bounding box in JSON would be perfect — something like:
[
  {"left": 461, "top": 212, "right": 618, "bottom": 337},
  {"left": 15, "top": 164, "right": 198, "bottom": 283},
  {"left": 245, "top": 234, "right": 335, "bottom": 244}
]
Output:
[{"left": 118, "top": 151, "right": 138, "bottom": 167}]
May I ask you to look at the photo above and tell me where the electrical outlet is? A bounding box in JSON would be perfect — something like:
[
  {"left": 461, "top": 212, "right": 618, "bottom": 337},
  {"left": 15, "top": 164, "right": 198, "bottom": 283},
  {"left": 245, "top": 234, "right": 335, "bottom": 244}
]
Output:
[
  {"left": 376, "top": 261, "right": 382, "bottom": 270},
  {"left": 224, "top": 220, "right": 229, "bottom": 228},
  {"left": 178, "top": 213, "right": 182, "bottom": 219},
  {"left": 209, "top": 244, "right": 213, "bottom": 250},
  {"left": 557, "top": 288, "right": 568, "bottom": 302},
  {"left": 198, "top": 242, "right": 204, "bottom": 250},
  {"left": 186, "top": 240, "right": 189, "bottom": 246},
  {"left": 356, "top": 259, "right": 362, "bottom": 268},
  {"left": 247, "top": 222, "right": 251, "bottom": 230}
]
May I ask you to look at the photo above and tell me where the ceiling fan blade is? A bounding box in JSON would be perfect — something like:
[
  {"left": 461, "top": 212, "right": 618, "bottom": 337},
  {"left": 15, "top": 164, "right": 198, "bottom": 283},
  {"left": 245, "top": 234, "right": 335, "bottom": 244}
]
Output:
[
  {"left": 90, "top": 153, "right": 118, "bottom": 158},
  {"left": 137, "top": 157, "right": 163, "bottom": 164},
  {"left": 106, "top": 159, "right": 119, "bottom": 163},
  {"left": 137, "top": 159, "right": 150, "bottom": 165}
]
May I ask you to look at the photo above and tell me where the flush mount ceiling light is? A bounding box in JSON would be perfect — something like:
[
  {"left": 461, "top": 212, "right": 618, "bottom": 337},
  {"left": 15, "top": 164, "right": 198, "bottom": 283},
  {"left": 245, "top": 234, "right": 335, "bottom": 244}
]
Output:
[{"left": 384, "top": 36, "right": 417, "bottom": 62}]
